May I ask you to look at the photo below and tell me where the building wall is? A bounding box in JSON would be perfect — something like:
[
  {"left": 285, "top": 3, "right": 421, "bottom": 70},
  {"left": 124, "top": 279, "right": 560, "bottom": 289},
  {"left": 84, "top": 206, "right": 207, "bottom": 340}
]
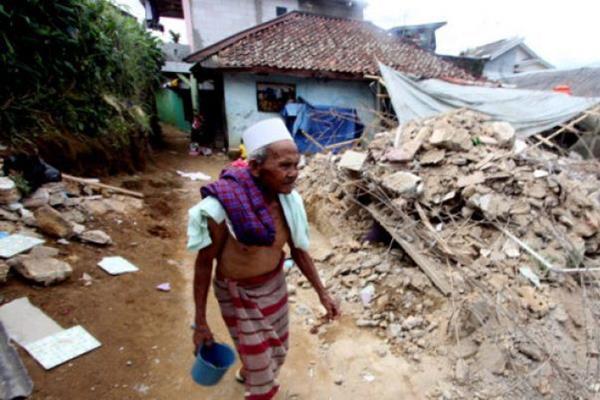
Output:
[
  {"left": 189, "top": 0, "right": 362, "bottom": 49},
  {"left": 483, "top": 48, "right": 519, "bottom": 79},
  {"left": 483, "top": 46, "right": 550, "bottom": 78},
  {"left": 261, "top": 0, "right": 300, "bottom": 21},
  {"left": 299, "top": 0, "right": 364, "bottom": 19},
  {"left": 222, "top": 72, "right": 375, "bottom": 149}
]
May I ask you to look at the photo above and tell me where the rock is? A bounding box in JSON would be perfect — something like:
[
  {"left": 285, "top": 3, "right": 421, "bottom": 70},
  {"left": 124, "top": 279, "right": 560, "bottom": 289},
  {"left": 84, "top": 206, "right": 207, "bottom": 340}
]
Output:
[
  {"left": 49, "top": 192, "right": 67, "bottom": 207},
  {"left": 12, "top": 255, "right": 72, "bottom": 285},
  {"left": 333, "top": 265, "right": 351, "bottom": 277},
  {"left": 23, "top": 188, "right": 50, "bottom": 208},
  {"left": 376, "top": 293, "right": 390, "bottom": 309},
  {"left": 0, "top": 207, "right": 19, "bottom": 222},
  {"left": 0, "top": 260, "right": 9, "bottom": 283},
  {"left": 29, "top": 245, "right": 60, "bottom": 258},
  {"left": 382, "top": 172, "right": 423, "bottom": 197},
  {"left": 457, "top": 172, "right": 486, "bottom": 188},
  {"left": 419, "top": 149, "right": 446, "bottom": 165},
  {"left": 429, "top": 125, "right": 473, "bottom": 151},
  {"left": 454, "top": 339, "right": 479, "bottom": 359},
  {"left": 80, "top": 272, "right": 93, "bottom": 286},
  {"left": 0, "top": 177, "right": 20, "bottom": 204},
  {"left": 338, "top": 150, "right": 368, "bottom": 171},
  {"left": 454, "top": 359, "right": 469, "bottom": 385},
  {"left": 516, "top": 286, "right": 549, "bottom": 318},
  {"left": 516, "top": 342, "right": 543, "bottom": 362},
  {"left": 486, "top": 121, "right": 515, "bottom": 148},
  {"left": 334, "top": 376, "right": 344, "bottom": 385},
  {"left": 388, "top": 323, "right": 402, "bottom": 338},
  {"left": 552, "top": 305, "right": 569, "bottom": 324},
  {"left": 502, "top": 239, "right": 520, "bottom": 258},
  {"left": 375, "top": 262, "right": 391, "bottom": 274},
  {"left": 79, "top": 230, "right": 112, "bottom": 246},
  {"left": 478, "top": 342, "right": 508, "bottom": 375},
  {"left": 356, "top": 319, "right": 378, "bottom": 328},
  {"left": 34, "top": 205, "right": 74, "bottom": 238},
  {"left": 375, "top": 345, "right": 388, "bottom": 357},
  {"left": 467, "top": 193, "right": 511, "bottom": 219},
  {"left": 61, "top": 209, "right": 87, "bottom": 224},
  {"left": 81, "top": 197, "right": 110, "bottom": 215},
  {"left": 18, "top": 208, "right": 37, "bottom": 226},
  {"left": 449, "top": 297, "right": 493, "bottom": 338},
  {"left": 402, "top": 315, "right": 424, "bottom": 331},
  {"left": 71, "top": 222, "right": 86, "bottom": 236},
  {"left": 287, "top": 284, "right": 297, "bottom": 295}
]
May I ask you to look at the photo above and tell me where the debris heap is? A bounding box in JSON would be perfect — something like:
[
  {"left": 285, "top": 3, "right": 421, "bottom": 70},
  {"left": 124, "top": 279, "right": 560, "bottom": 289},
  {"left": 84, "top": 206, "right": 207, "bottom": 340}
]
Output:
[
  {"left": 298, "top": 109, "right": 600, "bottom": 399},
  {"left": 0, "top": 176, "right": 143, "bottom": 285}
]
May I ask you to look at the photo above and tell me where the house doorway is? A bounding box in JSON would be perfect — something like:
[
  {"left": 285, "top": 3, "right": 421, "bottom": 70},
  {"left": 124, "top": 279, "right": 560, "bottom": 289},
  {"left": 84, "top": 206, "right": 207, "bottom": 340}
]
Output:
[{"left": 197, "top": 76, "right": 227, "bottom": 150}]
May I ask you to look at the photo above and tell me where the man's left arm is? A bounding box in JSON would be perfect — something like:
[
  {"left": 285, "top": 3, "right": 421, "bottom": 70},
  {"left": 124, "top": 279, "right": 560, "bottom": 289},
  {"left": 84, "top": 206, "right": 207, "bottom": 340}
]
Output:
[{"left": 290, "top": 246, "right": 341, "bottom": 320}]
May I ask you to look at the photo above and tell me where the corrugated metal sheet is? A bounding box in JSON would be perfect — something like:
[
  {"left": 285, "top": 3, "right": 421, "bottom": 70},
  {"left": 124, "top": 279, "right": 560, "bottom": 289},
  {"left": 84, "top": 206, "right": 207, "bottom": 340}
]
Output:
[{"left": 0, "top": 322, "right": 33, "bottom": 400}]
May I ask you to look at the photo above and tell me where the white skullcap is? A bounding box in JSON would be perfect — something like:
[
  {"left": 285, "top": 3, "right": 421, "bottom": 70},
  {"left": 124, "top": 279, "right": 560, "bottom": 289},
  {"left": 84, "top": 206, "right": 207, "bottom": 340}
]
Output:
[{"left": 242, "top": 118, "right": 293, "bottom": 155}]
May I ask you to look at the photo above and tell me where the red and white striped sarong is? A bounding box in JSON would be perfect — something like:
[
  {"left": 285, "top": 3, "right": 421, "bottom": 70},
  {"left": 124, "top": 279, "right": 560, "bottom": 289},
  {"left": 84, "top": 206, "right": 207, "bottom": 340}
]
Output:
[{"left": 214, "top": 264, "right": 289, "bottom": 400}]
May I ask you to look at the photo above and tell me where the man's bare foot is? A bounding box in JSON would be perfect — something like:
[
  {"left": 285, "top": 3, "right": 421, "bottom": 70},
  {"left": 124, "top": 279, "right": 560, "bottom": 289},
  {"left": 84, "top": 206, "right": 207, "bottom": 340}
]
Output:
[{"left": 235, "top": 367, "right": 246, "bottom": 384}]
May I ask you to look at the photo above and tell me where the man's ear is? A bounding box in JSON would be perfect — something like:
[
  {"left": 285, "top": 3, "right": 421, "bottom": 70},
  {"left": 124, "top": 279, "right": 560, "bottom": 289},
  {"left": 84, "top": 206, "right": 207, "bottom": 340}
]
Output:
[{"left": 248, "top": 159, "right": 261, "bottom": 177}]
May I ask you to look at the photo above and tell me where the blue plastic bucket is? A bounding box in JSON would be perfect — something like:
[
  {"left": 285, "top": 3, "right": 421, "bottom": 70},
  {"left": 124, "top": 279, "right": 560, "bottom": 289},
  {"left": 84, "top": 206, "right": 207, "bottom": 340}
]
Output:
[{"left": 191, "top": 342, "right": 236, "bottom": 386}]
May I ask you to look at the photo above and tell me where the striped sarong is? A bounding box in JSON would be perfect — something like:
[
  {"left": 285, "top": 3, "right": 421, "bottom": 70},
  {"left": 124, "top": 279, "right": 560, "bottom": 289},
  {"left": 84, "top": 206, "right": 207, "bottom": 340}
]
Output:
[{"left": 214, "top": 264, "right": 289, "bottom": 400}]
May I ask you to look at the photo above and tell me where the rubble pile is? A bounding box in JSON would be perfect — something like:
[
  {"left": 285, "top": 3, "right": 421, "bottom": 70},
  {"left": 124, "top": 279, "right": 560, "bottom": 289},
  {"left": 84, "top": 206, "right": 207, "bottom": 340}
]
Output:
[
  {"left": 0, "top": 176, "right": 143, "bottom": 285},
  {"left": 297, "top": 109, "right": 600, "bottom": 399}
]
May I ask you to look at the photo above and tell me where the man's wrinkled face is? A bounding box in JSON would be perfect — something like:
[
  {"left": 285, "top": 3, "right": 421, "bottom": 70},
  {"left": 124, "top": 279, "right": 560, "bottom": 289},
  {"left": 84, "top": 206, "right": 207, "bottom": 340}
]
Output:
[{"left": 251, "top": 140, "right": 300, "bottom": 194}]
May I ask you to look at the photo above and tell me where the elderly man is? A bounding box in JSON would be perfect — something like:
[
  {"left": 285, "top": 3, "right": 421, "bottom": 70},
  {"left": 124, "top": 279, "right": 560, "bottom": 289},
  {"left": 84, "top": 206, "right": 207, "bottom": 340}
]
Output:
[{"left": 187, "top": 118, "right": 340, "bottom": 400}]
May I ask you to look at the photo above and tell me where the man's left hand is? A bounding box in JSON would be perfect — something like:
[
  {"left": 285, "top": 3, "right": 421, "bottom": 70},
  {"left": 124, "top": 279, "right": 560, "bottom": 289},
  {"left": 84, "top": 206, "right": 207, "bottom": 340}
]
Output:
[{"left": 319, "top": 292, "right": 341, "bottom": 321}]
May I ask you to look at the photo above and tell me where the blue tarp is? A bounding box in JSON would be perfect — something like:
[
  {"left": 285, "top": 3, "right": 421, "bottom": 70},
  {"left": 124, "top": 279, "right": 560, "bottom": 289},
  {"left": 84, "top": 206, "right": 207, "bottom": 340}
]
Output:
[
  {"left": 379, "top": 62, "right": 600, "bottom": 138},
  {"left": 282, "top": 103, "right": 363, "bottom": 153}
]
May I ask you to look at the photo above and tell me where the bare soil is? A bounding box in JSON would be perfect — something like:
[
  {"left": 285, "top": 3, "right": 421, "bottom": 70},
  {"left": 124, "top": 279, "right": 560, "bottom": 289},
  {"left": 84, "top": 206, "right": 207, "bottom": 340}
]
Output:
[{"left": 2, "top": 125, "right": 453, "bottom": 400}]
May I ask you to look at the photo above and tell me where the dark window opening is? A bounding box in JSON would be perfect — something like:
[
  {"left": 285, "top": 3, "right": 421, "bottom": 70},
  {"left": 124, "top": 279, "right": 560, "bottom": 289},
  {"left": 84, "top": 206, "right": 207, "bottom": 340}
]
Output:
[{"left": 276, "top": 6, "right": 287, "bottom": 16}]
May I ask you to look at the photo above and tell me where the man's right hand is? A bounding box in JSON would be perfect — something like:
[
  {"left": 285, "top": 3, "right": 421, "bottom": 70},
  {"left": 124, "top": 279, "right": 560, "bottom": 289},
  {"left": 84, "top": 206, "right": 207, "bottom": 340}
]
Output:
[{"left": 193, "top": 324, "right": 214, "bottom": 355}]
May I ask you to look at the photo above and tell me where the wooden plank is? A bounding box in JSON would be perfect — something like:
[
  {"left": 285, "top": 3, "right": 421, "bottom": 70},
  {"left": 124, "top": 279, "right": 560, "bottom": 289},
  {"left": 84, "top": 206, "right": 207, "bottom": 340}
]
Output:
[
  {"left": 367, "top": 205, "right": 451, "bottom": 296},
  {"left": 298, "top": 130, "right": 327, "bottom": 152},
  {"left": 324, "top": 138, "right": 361, "bottom": 150},
  {"left": 62, "top": 174, "right": 144, "bottom": 199}
]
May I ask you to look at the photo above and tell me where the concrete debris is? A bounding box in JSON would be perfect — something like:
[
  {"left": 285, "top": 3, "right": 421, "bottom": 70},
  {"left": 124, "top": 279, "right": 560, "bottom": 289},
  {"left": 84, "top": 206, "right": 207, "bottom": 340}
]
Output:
[
  {"left": 295, "top": 109, "right": 600, "bottom": 398},
  {"left": 338, "top": 150, "right": 368, "bottom": 171},
  {"left": 454, "top": 359, "right": 469, "bottom": 385},
  {"left": 12, "top": 255, "right": 72, "bottom": 285},
  {"left": 382, "top": 171, "right": 423, "bottom": 196},
  {"left": 0, "top": 179, "right": 144, "bottom": 285},
  {"left": 23, "top": 188, "right": 50, "bottom": 209},
  {"left": 79, "top": 230, "right": 112, "bottom": 246},
  {"left": 0, "top": 177, "right": 20, "bottom": 205},
  {"left": 484, "top": 121, "right": 515, "bottom": 148},
  {"left": 29, "top": 245, "right": 60, "bottom": 259},
  {"left": 34, "top": 205, "right": 73, "bottom": 238}
]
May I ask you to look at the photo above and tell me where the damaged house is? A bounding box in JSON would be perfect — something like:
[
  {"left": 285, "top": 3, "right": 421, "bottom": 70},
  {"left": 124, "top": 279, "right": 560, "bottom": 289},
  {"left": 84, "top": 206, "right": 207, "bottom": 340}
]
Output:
[{"left": 183, "top": 11, "right": 476, "bottom": 152}]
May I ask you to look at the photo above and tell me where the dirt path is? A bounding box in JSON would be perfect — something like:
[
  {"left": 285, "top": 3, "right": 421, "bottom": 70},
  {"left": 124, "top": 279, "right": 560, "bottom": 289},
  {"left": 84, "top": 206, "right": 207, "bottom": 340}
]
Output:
[{"left": 5, "top": 126, "right": 452, "bottom": 399}]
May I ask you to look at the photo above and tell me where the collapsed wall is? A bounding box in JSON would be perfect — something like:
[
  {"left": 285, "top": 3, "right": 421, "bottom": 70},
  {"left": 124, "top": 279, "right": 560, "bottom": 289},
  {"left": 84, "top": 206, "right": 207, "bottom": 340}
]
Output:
[{"left": 298, "top": 109, "right": 600, "bottom": 399}]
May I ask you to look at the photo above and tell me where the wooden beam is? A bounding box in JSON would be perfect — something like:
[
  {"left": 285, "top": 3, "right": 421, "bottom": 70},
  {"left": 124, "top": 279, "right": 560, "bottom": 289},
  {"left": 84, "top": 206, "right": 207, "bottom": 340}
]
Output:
[
  {"left": 62, "top": 174, "right": 144, "bottom": 198},
  {"left": 298, "top": 130, "right": 327, "bottom": 152},
  {"left": 366, "top": 205, "right": 451, "bottom": 296},
  {"left": 324, "top": 138, "right": 361, "bottom": 150}
]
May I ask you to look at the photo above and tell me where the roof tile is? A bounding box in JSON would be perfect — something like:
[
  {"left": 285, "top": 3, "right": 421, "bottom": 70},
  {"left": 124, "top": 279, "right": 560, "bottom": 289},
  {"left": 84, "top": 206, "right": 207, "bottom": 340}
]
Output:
[{"left": 187, "top": 12, "right": 475, "bottom": 80}]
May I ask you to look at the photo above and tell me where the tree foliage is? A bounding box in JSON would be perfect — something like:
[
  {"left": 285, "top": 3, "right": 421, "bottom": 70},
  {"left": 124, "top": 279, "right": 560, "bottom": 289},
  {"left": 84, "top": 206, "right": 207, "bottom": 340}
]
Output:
[{"left": 0, "top": 0, "right": 164, "bottom": 146}]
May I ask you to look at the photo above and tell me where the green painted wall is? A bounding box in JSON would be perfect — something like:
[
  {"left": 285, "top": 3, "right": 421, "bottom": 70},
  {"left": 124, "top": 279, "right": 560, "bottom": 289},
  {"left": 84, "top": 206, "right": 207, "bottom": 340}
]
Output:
[{"left": 155, "top": 88, "right": 191, "bottom": 132}]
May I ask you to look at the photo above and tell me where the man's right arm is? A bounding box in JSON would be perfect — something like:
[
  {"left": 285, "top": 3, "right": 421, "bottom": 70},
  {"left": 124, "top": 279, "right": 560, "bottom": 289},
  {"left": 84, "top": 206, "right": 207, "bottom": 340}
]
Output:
[{"left": 193, "top": 219, "right": 226, "bottom": 353}]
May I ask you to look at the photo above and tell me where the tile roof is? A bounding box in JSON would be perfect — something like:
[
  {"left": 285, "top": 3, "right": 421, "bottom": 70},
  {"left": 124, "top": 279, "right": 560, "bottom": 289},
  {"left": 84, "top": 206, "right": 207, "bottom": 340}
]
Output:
[
  {"left": 502, "top": 67, "right": 600, "bottom": 98},
  {"left": 461, "top": 37, "right": 524, "bottom": 60},
  {"left": 186, "top": 12, "right": 476, "bottom": 80}
]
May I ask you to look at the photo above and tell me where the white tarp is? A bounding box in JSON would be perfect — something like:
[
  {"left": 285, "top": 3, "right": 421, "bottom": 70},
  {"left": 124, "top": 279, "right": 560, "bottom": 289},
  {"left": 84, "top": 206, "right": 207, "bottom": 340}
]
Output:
[{"left": 379, "top": 62, "right": 600, "bottom": 138}]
